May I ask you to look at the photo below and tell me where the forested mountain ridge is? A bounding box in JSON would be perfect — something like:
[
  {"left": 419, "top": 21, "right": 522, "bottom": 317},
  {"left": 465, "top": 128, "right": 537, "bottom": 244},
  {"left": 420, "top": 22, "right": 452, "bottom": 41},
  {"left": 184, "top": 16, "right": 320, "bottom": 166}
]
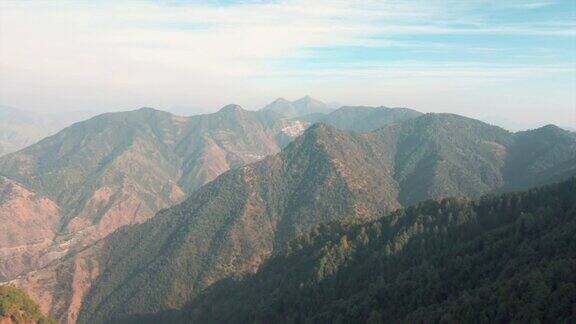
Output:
[
  {"left": 318, "top": 105, "right": 422, "bottom": 132},
  {"left": 367, "top": 113, "right": 513, "bottom": 205},
  {"left": 137, "top": 177, "right": 576, "bottom": 324},
  {"left": 503, "top": 124, "right": 576, "bottom": 190},
  {"left": 78, "top": 114, "right": 576, "bottom": 323}
]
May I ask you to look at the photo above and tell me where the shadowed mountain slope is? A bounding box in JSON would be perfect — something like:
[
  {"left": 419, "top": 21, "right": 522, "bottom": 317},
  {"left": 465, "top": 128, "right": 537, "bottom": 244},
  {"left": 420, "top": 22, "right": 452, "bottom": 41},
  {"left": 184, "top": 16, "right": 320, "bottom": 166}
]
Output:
[{"left": 180, "top": 178, "right": 576, "bottom": 324}]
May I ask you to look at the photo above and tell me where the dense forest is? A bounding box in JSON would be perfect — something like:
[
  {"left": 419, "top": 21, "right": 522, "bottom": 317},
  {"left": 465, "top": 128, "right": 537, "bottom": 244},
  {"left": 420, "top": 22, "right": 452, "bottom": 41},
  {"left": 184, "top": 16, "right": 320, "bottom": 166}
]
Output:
[
  {"left": 170, "top": 178, "right": 576, "bottom": 323},
  {"left": 0, "top": 285, "right": 55, "bottom": 324}
]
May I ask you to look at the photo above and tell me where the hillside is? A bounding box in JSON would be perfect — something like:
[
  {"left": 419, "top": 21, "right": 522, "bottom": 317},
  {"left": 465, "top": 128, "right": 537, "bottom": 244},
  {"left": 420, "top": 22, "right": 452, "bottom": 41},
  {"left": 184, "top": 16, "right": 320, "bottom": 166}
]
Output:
[
  {"left": 181, "top": 178, "right": 576, "bottom": 323},
  {"left": 0, "top": 285, "right": 55, "bottom": 324},
  {"left": 0, "top": 106, "right": 305, "bottom": 322},
  {"left": 78, "top": 114, "right": 576, "bottom": 323},
  {"left": 0, "top": 177, "right": 61, "bottom": 282}
]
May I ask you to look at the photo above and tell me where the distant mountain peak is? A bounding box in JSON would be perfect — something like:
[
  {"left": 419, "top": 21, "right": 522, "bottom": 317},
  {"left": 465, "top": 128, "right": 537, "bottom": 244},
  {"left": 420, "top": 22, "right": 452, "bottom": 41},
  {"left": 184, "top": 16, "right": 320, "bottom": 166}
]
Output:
[
  {"left": 135, "top": 106, "right": 158, "bottom": 112},
  {"left": 271, "top": 97, "right": 290, "bottom": 104},
  {"left": 294, "top": 95, "right": 320, "bottom": 105},
  {"left": 129, "top": 107, "right": 168, "bottom": 116},
  {"left": 218, "top": 104, "right": 244, "bottom": 113},
  {"left": 261, "top": 96, "right": 333, "bottom": 118},
  {"left": 535, "top": 124, "right": 563, "bottom": 132},
  {"left": 517, "top": 124, "right": 573, "bottom": 141}
]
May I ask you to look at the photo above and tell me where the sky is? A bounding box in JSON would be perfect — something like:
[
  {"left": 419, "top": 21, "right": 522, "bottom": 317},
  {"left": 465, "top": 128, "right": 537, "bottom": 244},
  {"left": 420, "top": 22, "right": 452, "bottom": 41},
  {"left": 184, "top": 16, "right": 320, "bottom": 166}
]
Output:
[{"left": 0, "top": 0, "right": 575, "bottom": 128}]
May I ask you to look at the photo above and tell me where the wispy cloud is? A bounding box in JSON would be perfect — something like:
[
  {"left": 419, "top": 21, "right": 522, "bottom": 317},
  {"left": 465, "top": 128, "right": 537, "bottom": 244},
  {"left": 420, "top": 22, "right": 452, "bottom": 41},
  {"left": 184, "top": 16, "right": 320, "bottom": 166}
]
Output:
[
  {"left": 0, "top": 0, "right": 574, "bottom": 126},
  {"left": 512, "top": 2, "right": 554, "bottom": 9}
]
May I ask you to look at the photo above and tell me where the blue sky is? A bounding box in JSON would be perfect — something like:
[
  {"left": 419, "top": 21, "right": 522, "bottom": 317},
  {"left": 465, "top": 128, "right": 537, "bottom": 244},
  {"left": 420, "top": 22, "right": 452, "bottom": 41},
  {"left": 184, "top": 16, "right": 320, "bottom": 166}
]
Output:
[{"left": 0, "top": 0, "right": 574, "bottom": 128}]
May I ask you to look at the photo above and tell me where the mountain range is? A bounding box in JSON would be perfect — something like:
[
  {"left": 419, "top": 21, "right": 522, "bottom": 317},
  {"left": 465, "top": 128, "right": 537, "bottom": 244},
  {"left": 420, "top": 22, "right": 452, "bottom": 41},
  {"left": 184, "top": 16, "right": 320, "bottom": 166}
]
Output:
[
  {"left": 79, "top": 114, "right": 576, "bottom": 323},
  {"left": 0, "top": 98, "right": 424, "bottom": 322},
  {"left": 0, "top": 98, "right": 574, "bottom": 323}
]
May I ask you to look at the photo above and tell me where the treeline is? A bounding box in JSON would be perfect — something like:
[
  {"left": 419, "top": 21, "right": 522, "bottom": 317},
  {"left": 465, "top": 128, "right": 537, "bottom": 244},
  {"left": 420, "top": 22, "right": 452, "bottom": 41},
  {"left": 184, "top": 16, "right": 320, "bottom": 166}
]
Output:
[{"left": 180, "top": 178, "right": 576, "bottom": 323}]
